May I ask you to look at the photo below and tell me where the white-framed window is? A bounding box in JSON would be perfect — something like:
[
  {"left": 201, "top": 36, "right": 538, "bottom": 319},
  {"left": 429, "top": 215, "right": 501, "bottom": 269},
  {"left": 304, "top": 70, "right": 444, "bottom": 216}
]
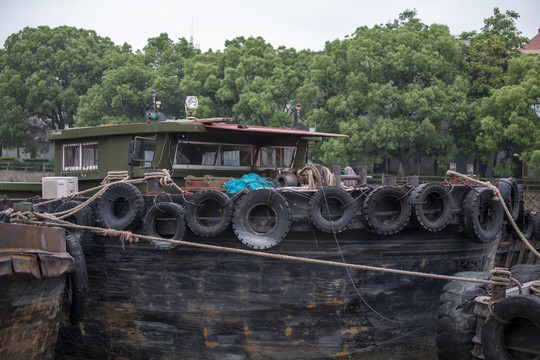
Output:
[{"left": 62, "top": 142, "right": 98, "bottom": 171}]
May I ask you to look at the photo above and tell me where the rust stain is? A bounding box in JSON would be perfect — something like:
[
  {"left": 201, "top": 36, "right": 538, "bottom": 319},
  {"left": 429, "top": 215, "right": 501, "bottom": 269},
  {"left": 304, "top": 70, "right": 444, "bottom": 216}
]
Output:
[
  {"left": 285, "top": 327, "right": 292, "bottom": 336},
  {"left": 331, "top": 352, "right": 350, "bottom": 357},
  {"left": 203, "top": 328, "right": 208, "bottom": 336},
  {"left": 243, "top": 326, "right": 250, "bottom": 336},
  {"left": 420, "top": 258, "right": 427, "bottom": 267},
  {"left": 348, "top": 326, "right": 358, "bottom": 334},
  {"left": 361, "top": 326, "right": 369, "bottom": 332},
  {"left": 205, "top": 341, "right": 219, "bottom": 347},
  {"left": 306, "top": 298, "right": 343, "bottom": 308}
]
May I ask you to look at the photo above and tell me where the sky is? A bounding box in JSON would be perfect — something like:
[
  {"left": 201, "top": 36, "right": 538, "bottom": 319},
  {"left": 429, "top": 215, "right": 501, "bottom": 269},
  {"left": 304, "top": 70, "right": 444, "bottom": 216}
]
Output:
[{"left": 0, "top": 0, "right": 539, "bottom": 52}]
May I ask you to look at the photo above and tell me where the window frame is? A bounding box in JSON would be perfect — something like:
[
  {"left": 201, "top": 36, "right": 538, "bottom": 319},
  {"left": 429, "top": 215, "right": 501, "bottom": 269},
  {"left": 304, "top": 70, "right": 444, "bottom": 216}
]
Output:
[{"left": 62, "top": 142, "right": 98, "bottom": 171}]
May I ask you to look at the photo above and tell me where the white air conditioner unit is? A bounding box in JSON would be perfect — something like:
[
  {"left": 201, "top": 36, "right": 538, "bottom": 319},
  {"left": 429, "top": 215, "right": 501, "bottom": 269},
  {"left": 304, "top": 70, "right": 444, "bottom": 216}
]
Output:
[{"left": 42, "top": 177, "right": 79, "bottom": 199}]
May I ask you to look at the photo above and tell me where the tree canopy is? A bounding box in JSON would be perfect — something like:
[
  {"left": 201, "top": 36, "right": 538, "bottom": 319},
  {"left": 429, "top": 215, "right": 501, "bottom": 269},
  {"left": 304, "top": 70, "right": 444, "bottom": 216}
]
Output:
[{"left": 0, "top": 8, "right": 537, "bottom": 176}]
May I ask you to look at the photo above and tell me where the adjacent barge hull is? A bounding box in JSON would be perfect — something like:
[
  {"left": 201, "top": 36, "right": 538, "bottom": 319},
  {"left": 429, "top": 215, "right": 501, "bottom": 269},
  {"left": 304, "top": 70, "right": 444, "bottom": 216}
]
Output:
[
  {"left": 56, "top": 226, "right": 498, "bottom": 359},
  {"left": 0, "top": 224, "right": 74, "bottom": 360}
]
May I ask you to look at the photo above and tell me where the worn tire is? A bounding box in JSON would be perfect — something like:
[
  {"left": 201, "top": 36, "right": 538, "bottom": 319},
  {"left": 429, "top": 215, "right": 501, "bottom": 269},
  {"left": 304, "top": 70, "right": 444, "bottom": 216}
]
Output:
[
  {"left": 185, "top": 190, "right": 233, "bottom": 237},
  {"left": 54, "top": 200, "right": 96, "bottom": 241},
  {"left": 462, "top": 187, "right": 503, "bottom": 243},
  {"left": 98, "top": 182, "right": 145, "bottom": 230},
  {"left": 363, "top": 186, "right": 411, "bottom": 235},
  {"left": 309, "top": 186, "right": 356, "bottom": 233},
  {"left": 143, "top": 202, "right": 185, "bottom": 250},
  {"left": 65, "top": 234, "right": 88, "bottom": 325},
  {"left": 498, "top": 178, "right": 520, "bottom": 221},
  {"left": 409, "top": 183, "right": 454, "bottom": 232},
  {"left": 515, "top": 209, "right": 534, "bottom": 240},
  {"left": 509, "top": 264, "right": 540, "bottom": 284},
  {"left": 534, "top": 211, "right": 540, "bottom": 241},
  {"left": 232, "top": 189, "right": 291, "bottom": 249},
  {"left": 436, "top": 271, "right": 491, "bottom": 360},
  {"left": 481, "top": 295, "right": 540, "bottom": 360}
]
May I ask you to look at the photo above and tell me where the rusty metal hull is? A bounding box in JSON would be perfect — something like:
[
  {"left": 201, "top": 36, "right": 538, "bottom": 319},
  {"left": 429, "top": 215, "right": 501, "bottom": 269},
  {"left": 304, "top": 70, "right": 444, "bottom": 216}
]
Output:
[
  {"left": 55, "top": 226, "right": 499, "bottom": 359},
  {"left": 0, "top": 224, "right": 74, "bottom": 360}
]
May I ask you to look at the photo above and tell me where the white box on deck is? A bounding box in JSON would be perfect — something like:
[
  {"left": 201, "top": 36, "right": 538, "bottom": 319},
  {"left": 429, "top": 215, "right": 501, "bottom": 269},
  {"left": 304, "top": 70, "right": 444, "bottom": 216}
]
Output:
[{"left": 42, "top": 177, "right": 79, "bottom": 199}]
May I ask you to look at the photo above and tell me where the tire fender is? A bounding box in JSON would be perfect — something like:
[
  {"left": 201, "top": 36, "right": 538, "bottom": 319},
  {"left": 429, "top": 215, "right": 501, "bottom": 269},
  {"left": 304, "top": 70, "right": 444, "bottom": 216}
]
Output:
[
  {"left": 309, "top": 186, "right": 356, "bottom": 233},
  {"left": 143, "top": 202, "right": 185, "bottom": 250},
  {"left": 65, "top": 234, "right": 88, "bottom": 325},
  {"left": 481, "top": 295, "right": 540, "bottom": 360},
  {"left": 232, "top": 189, "right": 291, "bottom": 249},
  {"left": 363, "top": 186, "right": 411, "bottom": 235},
  {"left": 185, "top": 190, "right": 233, "bottom": 237},
  {"left": 436, "top": 271, "right": 491, "bottom": 360},
  {"left": 409, "top": 183, "right": 454, "bottom": 232},
  {"left": 98, "top": 182, "right": 145, "bottom": 230},
  {"left": 54, "top": 200, "right": 96, "bottom": 241},
  {"left": 498, "top": 178, "right": 520, "bottom": 221},
  {"left": 461, "top": 187, "right": 503, "bottom": 243}
]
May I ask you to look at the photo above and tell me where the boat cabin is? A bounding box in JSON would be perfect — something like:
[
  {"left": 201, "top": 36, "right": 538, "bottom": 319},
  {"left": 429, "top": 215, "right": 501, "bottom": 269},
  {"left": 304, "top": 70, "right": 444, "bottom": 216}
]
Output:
[{"left": 48, "top": 118, "right": 346, "bottom": 188}]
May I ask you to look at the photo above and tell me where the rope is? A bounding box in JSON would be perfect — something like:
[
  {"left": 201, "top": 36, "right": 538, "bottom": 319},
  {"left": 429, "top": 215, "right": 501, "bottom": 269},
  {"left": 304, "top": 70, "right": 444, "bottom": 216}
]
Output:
[
  {"left": 10, "top": 212, "right": 511, "bottom": 288},
  {"left": 531, "top": 280, "right": 540, "bottom": 297},
  {"left": 446, "top": 170, "right": 540, "bottom": 260}
]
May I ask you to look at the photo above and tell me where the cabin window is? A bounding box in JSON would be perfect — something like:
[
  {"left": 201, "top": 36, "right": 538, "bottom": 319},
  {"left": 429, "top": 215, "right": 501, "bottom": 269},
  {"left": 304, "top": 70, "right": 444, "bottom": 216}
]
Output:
[
  {"left": 257, "top": 147, "right": 296, "bottom": 169},
  {"left": 62, "top": 142, "right": 98, "bottom": 171},
  {"left": 129, "top": 136, "right": 157, "bottom": 168},
  {"left": 173, "top": 141, "right": 295, "bottom": 170}
]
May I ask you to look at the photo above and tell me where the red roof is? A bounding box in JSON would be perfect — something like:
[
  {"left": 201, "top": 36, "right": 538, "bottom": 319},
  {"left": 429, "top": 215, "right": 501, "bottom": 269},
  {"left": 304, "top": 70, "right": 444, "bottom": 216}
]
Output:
[
  {"left": 203, "top": 123, "right": 348, "bottom": 138},
  {"left": 521, "top": 28, "right": 540, "bottom": 51}
]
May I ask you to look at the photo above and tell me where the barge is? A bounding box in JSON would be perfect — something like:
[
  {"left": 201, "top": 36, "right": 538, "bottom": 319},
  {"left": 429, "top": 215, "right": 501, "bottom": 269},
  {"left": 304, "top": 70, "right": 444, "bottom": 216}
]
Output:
[{"left": 2, "top": 96, "right": 539, "bottom": 359}]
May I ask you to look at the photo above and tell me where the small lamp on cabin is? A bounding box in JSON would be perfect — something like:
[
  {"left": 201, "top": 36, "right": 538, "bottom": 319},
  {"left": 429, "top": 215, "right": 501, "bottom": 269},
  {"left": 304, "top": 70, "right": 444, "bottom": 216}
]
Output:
[{"left": 185, "top": 96, "right": 198, "bottom": 119}]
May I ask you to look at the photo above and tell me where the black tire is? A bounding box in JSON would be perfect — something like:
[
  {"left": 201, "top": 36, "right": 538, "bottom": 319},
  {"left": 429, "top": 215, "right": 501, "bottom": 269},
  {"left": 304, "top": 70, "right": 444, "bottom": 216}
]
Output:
[
  {"left": 498, "top": 178, "right": 520, "bottom": 221},
  {"left": 185, "top": 190, "right": 233, "bottom": 237},
  {"left": 54, "top": 200, "right": 96, "bottom": 241},
  {"left": 509, "top": 264, "right": 540, "bottom": 284},
  {"left": 515, "top": 209, "right": 534, "bottom": 240},
  {"left": 143, "top": 202, "right": 185, "bottom": 250},
  {"left": 534, "top": 211, "right": 540, "bottom": 241},
  {"left": 462, "top": 187, "right": 503, "bottom": 243},
  {"left": 363, "top": 186, "right": 411, "bottom": 235},
  {"left": 65, "top": 234, "right": 88, "bottom": 325},
  {"left": 409, "top": 183, "right": 454, "bottom": 232},
  {"left": 481, "top": 294, "right": 540, "bottom": 360},
  {"left": 436, "top": 271, "right": 491, "bottom": 360},
  {"left": 98, "top": 182, "right": 145, "bottom": 230},
  {"left": 232, "top": 189, "right": 291, "bottom": 249},
  {"left": 309, "top": 186, "right": 356, "bottom": 233}
]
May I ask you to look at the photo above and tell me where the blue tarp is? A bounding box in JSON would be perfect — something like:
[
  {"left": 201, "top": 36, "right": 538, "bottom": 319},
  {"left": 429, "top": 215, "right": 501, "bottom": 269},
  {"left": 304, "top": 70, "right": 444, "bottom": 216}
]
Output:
[{"left": 223, "top": 173, "right": 276, "bottom": 193}]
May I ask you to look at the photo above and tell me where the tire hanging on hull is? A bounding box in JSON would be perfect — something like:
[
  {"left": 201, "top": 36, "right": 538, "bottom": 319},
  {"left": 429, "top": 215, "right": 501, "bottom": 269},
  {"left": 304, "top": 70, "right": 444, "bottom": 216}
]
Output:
[
  {"left": 308, "top": 186, "right": 356, "bottom": 233},
  {"left": 436, "top": 271, "right": 491, "bottom": 360},
  {"left": 98, "top": 182, "right": 145, "bottom": 230},
  {"left": 143, "top": 202, "right": 185, "bottom": 250},
  {"left": 481, "top": 295, "right": 540, "bottom": 360},
  {"left": 65, "top": 234, "right": 88, "bottom": 325},
  {"left": 363, "top": 186, "right": 411, "bottom": 235},
  {"left": 54, "top": 200, "right": 96, "bottom": 241},
  {"left": 461, "top": 187, "right": 503, "bottom": 243},
  {"left": 232, "top": 189, "right": 291, "bottom": 249},
  {"left": 409, "top": 183, "right": 453, "bottom": 232},
  {"left": 498, "top": 178, "right": 520, "bottom": 221},
  {"left": 184, "top": 190, "right": 233, "bottom": 237}
]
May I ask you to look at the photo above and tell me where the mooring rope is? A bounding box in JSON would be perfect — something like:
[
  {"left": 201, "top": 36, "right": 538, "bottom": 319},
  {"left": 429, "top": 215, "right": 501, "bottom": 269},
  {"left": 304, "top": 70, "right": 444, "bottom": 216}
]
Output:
[{"left": 9, "top": 211, "right": 511, "bottom": 288}]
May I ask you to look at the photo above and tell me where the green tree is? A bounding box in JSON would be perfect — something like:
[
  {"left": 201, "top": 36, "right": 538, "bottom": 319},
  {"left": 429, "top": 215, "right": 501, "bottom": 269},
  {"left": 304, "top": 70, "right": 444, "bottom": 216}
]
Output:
[
  {"left": 304, "top": 11, "right": 468, "bottom": 175},
  {"left": 476, "top": 55, "right": 540, "bottom": 175},
  {"left": 0, "top": 26, "right": 118, "bottom": 132}
]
